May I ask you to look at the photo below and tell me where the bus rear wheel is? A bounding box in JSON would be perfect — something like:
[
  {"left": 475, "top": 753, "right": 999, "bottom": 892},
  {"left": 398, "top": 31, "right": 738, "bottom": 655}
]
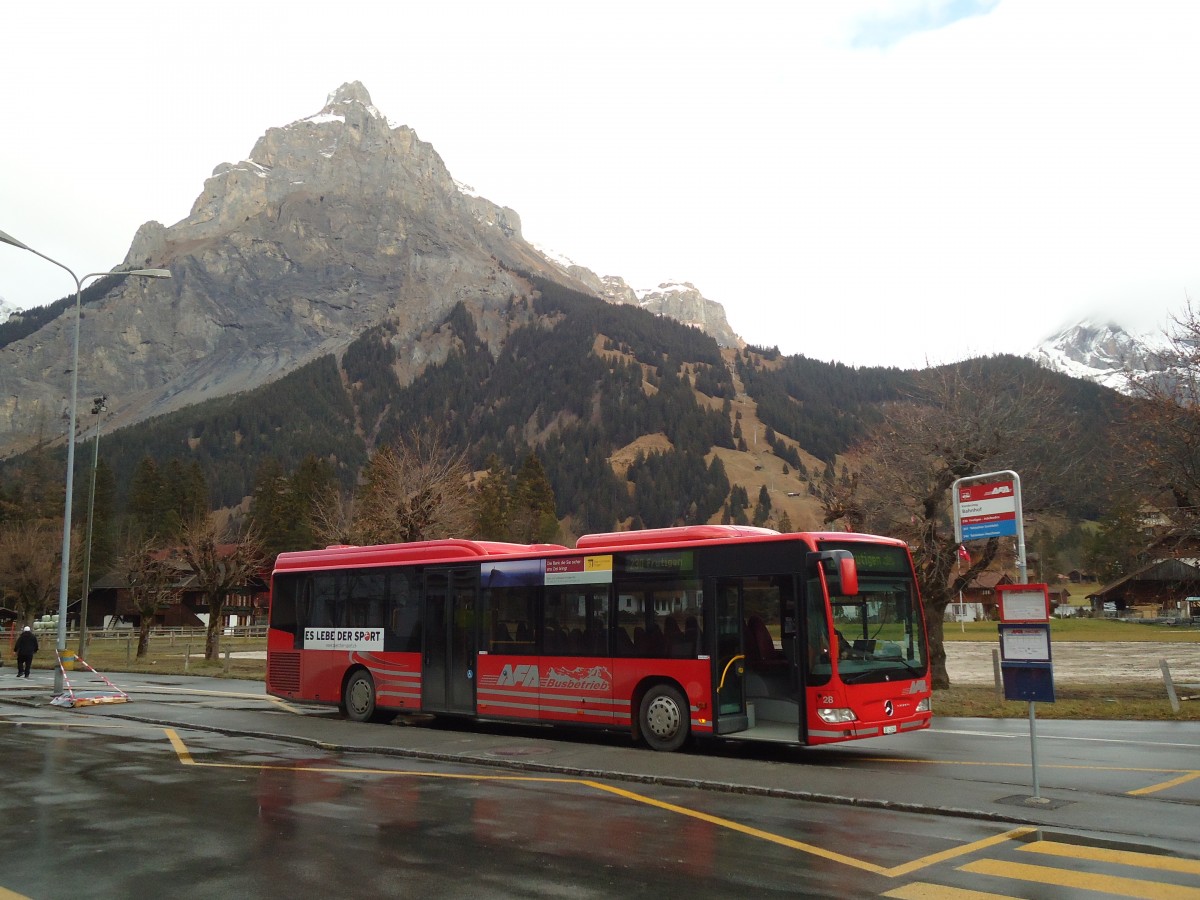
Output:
[
  {"left": 639, "top": 684, "right": 690, "bottom": 752},
  {"left": 343, "top": 670, "right": 376, "bottom": 723}
]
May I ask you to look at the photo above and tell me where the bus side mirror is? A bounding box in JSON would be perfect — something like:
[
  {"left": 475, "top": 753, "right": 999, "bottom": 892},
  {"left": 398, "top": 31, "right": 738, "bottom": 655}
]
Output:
[{"left": 809, "top": 550, "right": 858, "bottom": 597}]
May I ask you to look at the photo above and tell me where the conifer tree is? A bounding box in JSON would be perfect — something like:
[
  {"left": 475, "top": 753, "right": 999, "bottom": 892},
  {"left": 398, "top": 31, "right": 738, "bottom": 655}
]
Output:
[
  {"left": 289, "top": 454, "right": 339, "bottom": 550},
  {"left": 510, "top": 453, "right": 559, "bottom": 543},
  {"left": 753, "top": 484, "right": 773, "bottom": 526},
  {"left": 128, "top": 456, "right": 167, "bottom": 539},
  {"left": 475, "top": 455, "right": 511, "bottom": 540},
  {"left": 249, "top": 458, "right": 297, "bottom": 557}
]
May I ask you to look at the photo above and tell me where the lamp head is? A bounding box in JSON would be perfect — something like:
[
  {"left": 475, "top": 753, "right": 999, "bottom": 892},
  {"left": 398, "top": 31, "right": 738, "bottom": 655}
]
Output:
[{"left": 0, "top": 227, "right": 31, "bottom": 251}]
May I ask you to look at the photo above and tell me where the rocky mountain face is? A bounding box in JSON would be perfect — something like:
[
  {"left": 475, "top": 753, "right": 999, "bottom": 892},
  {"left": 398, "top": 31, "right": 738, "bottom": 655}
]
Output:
[
  {"left": 564, "top": 269, "right": 742, "bottom": 349},
  {"left": 1030, "top": 319, "right": 1173, "bottom": 393},
  {"left": 0, "top": 82, "right": 742, "bottom": 458}
]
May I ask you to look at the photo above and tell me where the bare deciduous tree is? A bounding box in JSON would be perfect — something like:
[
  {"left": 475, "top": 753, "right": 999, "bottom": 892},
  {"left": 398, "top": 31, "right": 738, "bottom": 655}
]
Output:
[
  {"left": 177, "top": 516, "right": 266, "bottom": 660},
  {"left": 348, "top": 431, "right": 475, "bottom": 545},
  {"left": 1124, "top": 298, "right": 1200, "bottom": 543},
  {"left": 821, "top": 362, "right": 1075, "bottom": 688},
  {"left": 0, "top": 520, "right": 61, "bottom": 625},
  {"left": 309, "top": 489, "right": 356, "bottom": 548},
  {"left": 119, "top": 537, "right": 180, "bottom": 658}
]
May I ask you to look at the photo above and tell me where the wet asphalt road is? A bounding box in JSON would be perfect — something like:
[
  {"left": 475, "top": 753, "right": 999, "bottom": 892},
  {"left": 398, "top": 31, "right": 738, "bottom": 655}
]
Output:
[
  {"left": 0, "top": 717, "right": 1013, "bottom": 899},
  {"left": 1, "top": 673, "right": 1199, "bottom": 898}
]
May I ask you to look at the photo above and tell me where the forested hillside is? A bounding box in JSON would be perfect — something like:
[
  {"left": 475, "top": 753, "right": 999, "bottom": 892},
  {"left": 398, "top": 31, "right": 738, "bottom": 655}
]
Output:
[{"left": 0, "top": 278, "right": 1134, "bottom": 538}]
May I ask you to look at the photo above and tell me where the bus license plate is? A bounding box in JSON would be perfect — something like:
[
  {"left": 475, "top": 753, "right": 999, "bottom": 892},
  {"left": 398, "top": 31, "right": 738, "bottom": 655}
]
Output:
[{"left": 883, "top": 724, "right": 898, "bottom": 734}]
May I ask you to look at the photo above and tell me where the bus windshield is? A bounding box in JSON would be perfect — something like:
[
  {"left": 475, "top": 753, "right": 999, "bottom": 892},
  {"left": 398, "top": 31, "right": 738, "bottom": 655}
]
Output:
[{"left": 825, "top": 576, "right": 925, "bottom": 683}]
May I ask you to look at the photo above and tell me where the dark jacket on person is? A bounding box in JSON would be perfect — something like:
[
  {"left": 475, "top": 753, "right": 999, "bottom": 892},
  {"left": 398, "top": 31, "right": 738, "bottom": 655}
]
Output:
[{"left": 14, "top": 630, "right": 38, "bottom": 658}]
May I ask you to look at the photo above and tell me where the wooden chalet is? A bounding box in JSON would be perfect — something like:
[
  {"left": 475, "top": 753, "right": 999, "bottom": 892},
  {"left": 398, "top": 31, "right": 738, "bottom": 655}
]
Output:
[
  {"left": 83, "top": 547, "right": 269, "bottom": 631},
  {"left": 1086, "top": 558, "right": 1200, "bottom": 620},
  {"left": 957, "top": 570, "right": 1015, "bottom": 620}
]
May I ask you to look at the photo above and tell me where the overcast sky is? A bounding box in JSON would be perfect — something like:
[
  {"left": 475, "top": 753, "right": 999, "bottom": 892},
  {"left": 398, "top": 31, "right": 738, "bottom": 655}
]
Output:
[{"left": 3, "top": 0, "right": 1198, "bottom": 369}]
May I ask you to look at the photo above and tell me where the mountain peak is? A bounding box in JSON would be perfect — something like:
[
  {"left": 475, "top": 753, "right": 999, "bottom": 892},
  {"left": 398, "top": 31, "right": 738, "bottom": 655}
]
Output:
[
  {"left": 314, "top": 81, "right": 384, "bottom": 122},
  {"left": 1031, "top": 318, "right": 1172, "bottom": 392},
  {"left": 327, "top": 81, "right": 373, "bottom": 108}
]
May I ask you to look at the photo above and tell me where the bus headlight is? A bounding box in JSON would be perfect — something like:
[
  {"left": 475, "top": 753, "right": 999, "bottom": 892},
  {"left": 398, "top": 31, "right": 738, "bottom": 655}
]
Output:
[
  {"left": 916, "top": 697, "right": 931, "bottom": 713},
  {"left": 817, "top": 707, "right": 858, "bottom": 724}
]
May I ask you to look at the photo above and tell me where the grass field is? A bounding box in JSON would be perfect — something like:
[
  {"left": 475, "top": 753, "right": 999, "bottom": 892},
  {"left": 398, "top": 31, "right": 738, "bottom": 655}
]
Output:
[
  {"left": 943, "top": 617, "right": 1200, "bottom": 642},
  {"left": 933, "top": 682, "right": 1198, "bottom": 721},
  {"left": 16, "top": 631, "right": 267, "bottom": 681}
]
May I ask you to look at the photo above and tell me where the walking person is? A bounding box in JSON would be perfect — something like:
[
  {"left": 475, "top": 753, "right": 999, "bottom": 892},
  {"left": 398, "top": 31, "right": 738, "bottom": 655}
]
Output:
[{"left": 14, "top": 625, "right": 38, "bottom": 678}]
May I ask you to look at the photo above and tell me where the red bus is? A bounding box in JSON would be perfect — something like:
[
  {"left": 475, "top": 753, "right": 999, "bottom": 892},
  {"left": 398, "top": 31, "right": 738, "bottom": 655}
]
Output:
[{"left": 266, "top": 525, "right": 931, "bottom": 751}]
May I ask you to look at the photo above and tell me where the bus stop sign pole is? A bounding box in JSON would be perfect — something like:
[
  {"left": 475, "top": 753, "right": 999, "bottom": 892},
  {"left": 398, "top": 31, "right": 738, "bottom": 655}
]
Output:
[{"left": 954, "top": 471, "right": 1054, "bottom": 804}]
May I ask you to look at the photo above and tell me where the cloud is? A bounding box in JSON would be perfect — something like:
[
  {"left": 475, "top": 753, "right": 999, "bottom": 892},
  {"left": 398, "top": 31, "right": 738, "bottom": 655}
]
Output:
[
  {"left": 848, "top": 0, "right": 1002, "bottom": 49},
  {"left": 1, "top": 1, "right": 1198, "bottom": 372}
]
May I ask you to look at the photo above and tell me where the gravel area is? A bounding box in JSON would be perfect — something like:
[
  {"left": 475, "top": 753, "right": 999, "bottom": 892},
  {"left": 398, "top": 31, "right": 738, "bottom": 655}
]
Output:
[{"left": 945, "top": 640, "right": 1200, "bottom": 686}]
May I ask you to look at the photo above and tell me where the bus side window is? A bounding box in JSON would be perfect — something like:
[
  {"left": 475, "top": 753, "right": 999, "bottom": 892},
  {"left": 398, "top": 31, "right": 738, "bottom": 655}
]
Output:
[
  {"left": 543, "top": 586, "right": 610, "bottom": 656},
  {"left": 270, "top": 573, "right": 301, "bottom": 642},
  {"left": 490, "top": 584, "right": 537, "bottom": 655},
  {"left": 310, "top": 574, "right": 335, "bottom": 628},
  {"left": 386, "top": 571, "right": 422, "bottom": 652}
]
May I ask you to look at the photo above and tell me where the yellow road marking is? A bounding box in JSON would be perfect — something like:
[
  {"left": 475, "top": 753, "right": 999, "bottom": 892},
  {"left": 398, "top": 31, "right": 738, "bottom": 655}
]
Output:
[
  {"left": 583, "top": 781, "right": 889, "bottom": 873},
  {"left": 883, "top": 882, "right": 1021, "bottom": 899},
  {"left": 164, "top": 728, "right": 195, "bottom": 765},
  {"left": 0, "top": 887, "right": 32, "bottom": 899},
  {"left": 1128, "top": 770, "right": 1200, "bottom": 796},
  {"left": 882, "top": 828, "right": 1039, "bottom": 878},
  {"left": 159, "top": 727, "right": 1035, "bottom": 878},
  {"left": 266, "top": 697, "right": 309, "bottom": 714},
  {"left": 961, "top": 859, "right": 1200, "bottom": 899},
  {"left": 1020, "top": 841, "right": 1200, "bottom": 876}
]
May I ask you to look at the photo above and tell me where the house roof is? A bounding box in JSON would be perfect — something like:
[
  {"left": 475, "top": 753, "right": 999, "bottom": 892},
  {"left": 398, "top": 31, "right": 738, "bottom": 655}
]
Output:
[
  {"left": 1087, "top": 558, "right": 1200, "bottom": 599},
  {"left": 963, "top": 571, "right": 1014, "bottom": 590}
]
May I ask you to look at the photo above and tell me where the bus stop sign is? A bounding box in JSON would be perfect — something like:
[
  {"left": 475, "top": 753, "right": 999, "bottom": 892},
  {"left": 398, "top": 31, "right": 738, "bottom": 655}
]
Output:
[{"left": 955, "top": 479, "right": 1018, "bottom": 541}]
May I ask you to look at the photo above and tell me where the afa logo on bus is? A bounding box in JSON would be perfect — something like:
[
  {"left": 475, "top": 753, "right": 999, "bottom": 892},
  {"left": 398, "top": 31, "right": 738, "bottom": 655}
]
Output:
[
  {"left": 494, "top": 664, "right": 612, "bottom": 691},
  {"left": 497, "top": 664, "right": 541, "bottom": 687}
]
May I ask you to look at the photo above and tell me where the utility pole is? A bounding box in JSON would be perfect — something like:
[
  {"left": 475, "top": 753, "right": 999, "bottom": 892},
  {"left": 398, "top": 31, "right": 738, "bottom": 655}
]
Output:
[{"left": 78, "top": 395, "right": 108, "bottom": 658}]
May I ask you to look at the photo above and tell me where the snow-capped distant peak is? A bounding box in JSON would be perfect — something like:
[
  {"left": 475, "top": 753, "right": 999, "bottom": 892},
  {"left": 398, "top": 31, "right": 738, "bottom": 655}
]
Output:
[
  {"left": 1030, "top": 318, "right": 1174, "bottom": 392},
  {"left": 635, "top": 280, "right": 696, "bottom": 299},
  {"left": 532, "top": 243, "right": 578, "bottom": 269},
  {"left": 0, "top": 295, "right": 24, "bottom": 324}
]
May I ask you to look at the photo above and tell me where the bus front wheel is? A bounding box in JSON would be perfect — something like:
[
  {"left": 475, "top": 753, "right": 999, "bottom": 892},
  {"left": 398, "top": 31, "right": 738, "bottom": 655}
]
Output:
[
  {"left": 638, "top": 684, "right": 690, "bottom": 752},
  {"left": 343, "top": 670, "right": 376, "bottom": 723}
]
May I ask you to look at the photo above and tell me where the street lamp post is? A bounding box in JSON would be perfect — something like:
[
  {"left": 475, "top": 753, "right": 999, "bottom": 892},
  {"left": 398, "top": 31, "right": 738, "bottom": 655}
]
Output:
[
  {"left": 78, "top": 394, "right": 108, "bottom": 659},
  {"left": 0, "top": 227, "right": 170, "bottom": 693}
]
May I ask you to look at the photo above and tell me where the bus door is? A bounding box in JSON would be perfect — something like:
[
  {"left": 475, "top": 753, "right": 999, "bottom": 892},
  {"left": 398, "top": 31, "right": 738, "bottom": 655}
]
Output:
[
  {"left": 716, "top": 575, "right": 800, "bottom": 739},
  {"left": 712, "top": 578, "right": 748, "bottom": 733},
  {"left": 423, "top": 567, "right": 477, "bottom": 714}
]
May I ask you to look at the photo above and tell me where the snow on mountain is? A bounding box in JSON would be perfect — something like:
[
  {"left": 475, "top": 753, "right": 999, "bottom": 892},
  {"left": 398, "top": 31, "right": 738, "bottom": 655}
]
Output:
[
  {"left": 0, "top": 295, "right": 23, "bottom": 324},
  {"left": 1031, "top": 318, "right": 1174, "bottom": 392},
  {"left": 634, "top": 280, "right": 692, "bottom": 301}
]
